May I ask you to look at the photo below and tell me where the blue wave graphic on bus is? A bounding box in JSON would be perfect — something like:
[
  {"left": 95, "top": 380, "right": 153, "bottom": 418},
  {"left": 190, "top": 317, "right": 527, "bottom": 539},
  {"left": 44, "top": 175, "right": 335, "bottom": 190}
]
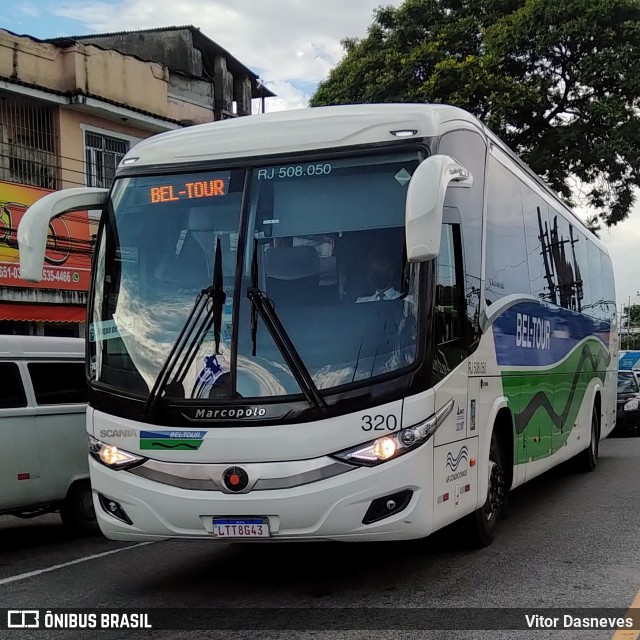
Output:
[
  {"left": 492, "top": 301, "right": 611, "bottom": 367},
  {"left": 446, "top": 446, "right": 468, "bottom": 471}
]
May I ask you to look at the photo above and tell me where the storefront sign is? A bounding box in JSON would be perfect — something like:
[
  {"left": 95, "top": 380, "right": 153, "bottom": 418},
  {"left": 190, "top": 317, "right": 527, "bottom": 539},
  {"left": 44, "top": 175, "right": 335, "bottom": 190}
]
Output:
[{"left": 0, "top": 181, "right": 92, "bottom": 291}]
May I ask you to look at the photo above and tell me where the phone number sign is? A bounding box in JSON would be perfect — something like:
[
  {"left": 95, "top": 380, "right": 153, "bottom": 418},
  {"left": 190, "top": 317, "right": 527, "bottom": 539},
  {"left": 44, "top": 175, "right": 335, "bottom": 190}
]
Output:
[{"left": 0, "top": 182, "right": 91, "bottom": 291}]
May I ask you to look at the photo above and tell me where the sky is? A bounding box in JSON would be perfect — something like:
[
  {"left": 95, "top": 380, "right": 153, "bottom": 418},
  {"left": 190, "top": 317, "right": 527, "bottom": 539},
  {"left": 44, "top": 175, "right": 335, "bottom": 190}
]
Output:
[{"left": 2, "top": 0, "right": 640, "bottom": 311}]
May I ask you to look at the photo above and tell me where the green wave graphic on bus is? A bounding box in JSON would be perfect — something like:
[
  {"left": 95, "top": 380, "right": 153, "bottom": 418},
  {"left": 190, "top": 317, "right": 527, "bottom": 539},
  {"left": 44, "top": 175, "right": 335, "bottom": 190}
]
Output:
[{"left": 501, "top": 339, "right": 610, "bottom": 465}]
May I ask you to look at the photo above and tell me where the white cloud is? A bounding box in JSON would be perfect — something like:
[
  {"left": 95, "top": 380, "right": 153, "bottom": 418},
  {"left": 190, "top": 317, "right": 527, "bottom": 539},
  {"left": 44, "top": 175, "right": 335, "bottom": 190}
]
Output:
[
  {"left": 19, "top": 3, "right": 40, "bottom": 17},
  {"left": 52, "top": 0, "right": 404, "bottom": 110},
  {"left": 598, "top": 200, "right": 640, "bottom": 311},
  {"left": 253, "top": 80, "right": 311, "bottom": 113},
  {"left": 53, "top": 0, "right": 402, "bottom": 87}
]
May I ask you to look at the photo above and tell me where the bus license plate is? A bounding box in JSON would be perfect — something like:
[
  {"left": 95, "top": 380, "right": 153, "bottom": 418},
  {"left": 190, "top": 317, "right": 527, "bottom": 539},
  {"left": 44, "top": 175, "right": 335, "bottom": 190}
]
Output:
[{"left": 212, "top": 518, "right": 270, "bottom": 538}]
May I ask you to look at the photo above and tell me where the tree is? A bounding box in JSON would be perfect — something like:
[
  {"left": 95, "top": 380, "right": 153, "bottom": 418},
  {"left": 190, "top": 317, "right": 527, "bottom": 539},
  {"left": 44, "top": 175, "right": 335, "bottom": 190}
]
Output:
[
  {"left": 623, "top": 302, "right": 640, "bottom": 326},
  {"left": 584, "top": 215, "right": 602, "bottom": 238},
  {"left": 311, "top": 0, "right": 640, "bottom": 226},
  {"left": 621, "top": 303, "right": 640, "bottom": 349}
]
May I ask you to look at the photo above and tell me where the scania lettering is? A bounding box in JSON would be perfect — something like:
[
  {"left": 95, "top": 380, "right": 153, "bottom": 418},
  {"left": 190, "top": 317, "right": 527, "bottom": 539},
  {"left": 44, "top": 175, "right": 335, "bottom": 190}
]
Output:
[
  {"left": 99, "top": 429, "right": 137, "bottom": 438},
  {"left": 18, "top": 104, "right": 617, "bottom": 546}
]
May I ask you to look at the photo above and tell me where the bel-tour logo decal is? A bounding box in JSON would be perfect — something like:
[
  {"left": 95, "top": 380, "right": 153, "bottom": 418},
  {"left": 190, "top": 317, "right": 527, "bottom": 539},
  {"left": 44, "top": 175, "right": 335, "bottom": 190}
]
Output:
[
  {"left": 516, "top": 312, "right": 551, "bottom": 350},
  {"left": 445, "top": 445, "right": 469, "bottom": 483},
  {"left": 139, "top": 430, "right": 207, "bottom": 451}
]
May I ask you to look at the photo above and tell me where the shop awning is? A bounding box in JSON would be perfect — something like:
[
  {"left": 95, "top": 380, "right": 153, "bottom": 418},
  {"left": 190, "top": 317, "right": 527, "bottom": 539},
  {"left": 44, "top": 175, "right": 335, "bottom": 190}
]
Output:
[{"left": 0, "top": 303, "right": 86, "bottom": 323}]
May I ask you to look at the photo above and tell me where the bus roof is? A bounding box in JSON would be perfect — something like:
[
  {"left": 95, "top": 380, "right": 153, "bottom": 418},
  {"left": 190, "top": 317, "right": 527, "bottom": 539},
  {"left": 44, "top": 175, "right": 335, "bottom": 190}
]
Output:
[
  {"left": 119, "top": 104, "right": 478, "bottom": 169},
  {"left": 0, "top": 335, "right": 84, "bottom": 360},
  {"left": 118, "top": 103, "right": 605, "bottom": 254}
]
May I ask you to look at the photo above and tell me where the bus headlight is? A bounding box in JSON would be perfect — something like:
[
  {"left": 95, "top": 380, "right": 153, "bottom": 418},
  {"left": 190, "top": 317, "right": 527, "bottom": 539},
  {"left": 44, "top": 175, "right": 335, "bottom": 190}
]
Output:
[
  {"left": 332, "top": 399, "right": 454, "bottom": 467},
  {"left": 88, "top": 436, "right": 145, "bottom": 470}
]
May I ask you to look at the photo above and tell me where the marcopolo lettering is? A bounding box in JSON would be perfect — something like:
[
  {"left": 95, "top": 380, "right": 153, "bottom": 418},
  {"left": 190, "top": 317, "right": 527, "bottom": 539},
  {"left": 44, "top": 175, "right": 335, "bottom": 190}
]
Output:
[
  {"left": 193, "top": 407, "right": 267, "bottom": 419},
  {"left": 515, "top": 312, "right": 551, "bottom": 350}
]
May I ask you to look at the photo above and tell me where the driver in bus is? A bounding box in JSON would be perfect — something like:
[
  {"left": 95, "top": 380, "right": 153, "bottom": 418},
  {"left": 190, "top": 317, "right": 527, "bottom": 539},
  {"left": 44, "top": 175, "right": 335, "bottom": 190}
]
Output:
[{"left": 356, "top": 255, "right": 403, "bottom": 303}]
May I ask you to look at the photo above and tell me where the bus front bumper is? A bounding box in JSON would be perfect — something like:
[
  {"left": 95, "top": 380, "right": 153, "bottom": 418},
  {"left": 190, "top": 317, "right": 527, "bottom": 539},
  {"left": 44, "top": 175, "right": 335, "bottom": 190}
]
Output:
[{"left": 89, "top": 447, "right": 434, "bottom": 542}]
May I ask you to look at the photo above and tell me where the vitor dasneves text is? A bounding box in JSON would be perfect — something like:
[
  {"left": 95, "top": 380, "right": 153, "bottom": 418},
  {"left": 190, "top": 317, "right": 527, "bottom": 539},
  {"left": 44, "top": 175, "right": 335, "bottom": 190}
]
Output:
[{"left": 525, "top": 614, "right": 633, "bottom": 629}]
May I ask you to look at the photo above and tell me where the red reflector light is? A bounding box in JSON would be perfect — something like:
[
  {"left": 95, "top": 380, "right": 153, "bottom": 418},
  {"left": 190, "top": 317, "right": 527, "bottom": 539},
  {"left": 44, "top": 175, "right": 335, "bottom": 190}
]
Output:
[
  {"left": 17, "top": 473, "right": 30, "bottom": 480},
  {"left": 443, "top": 493, "right": 449, "bottom": 501}
]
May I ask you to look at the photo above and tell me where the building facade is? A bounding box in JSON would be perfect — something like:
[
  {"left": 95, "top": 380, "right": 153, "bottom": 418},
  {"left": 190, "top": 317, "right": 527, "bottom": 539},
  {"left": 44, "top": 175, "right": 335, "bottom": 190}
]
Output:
[{"left": 0, "top": 26, "right": 273, "bottom": 337}]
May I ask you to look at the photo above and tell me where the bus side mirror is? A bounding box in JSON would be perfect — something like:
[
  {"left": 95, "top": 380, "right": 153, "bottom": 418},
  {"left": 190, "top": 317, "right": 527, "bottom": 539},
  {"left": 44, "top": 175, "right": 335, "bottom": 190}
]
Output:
[
  {"left": 405, "top": 154, "right": 473, "bottom": 262},
  {"left": 18, "top": 188, "right": 108, "bottom": 282}
]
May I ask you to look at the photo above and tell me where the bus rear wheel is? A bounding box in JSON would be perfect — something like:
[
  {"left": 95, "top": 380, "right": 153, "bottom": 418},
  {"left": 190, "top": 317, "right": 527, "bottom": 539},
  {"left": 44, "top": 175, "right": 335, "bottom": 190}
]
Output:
[
  {"left": 574, "top": 404, "right": 599, "bottom": 473},
  {"left": 465, "top": 432, "right": 506, "bottom": 548}
]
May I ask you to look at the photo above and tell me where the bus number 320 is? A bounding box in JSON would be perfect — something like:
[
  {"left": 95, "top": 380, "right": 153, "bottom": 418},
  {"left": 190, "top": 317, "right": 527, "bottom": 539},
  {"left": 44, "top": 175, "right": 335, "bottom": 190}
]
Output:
[{"left": 361, "top": 414, "right": 398, "bottom": 431}]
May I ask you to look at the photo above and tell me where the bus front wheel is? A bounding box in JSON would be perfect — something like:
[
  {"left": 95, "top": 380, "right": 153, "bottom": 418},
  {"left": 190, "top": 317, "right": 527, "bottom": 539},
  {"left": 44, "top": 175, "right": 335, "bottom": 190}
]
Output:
[
  {"left": 60, "top": 480, "right": 99, "bottom": 536},
  {"left": 465, "top": 431, "right": 506, "bottom": 548}
]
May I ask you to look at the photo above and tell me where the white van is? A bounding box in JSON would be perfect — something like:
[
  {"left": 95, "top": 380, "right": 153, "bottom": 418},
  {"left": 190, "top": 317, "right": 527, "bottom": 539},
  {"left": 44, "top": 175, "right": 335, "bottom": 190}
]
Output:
[{"left": 0, "top": 335, "right": 97, "bottom": 534}]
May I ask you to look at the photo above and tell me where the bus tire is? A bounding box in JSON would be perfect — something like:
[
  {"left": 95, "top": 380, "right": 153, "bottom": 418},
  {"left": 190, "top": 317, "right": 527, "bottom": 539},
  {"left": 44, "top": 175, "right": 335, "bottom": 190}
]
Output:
[
  {"left": 574, "top": 404, "right": 599, "bottom": 473},
  {"left": 465, "top": 431, "right": 506, "bottom": 548},
  {"left": 60, "top": 480, "right": 99, "bottom": 536}
]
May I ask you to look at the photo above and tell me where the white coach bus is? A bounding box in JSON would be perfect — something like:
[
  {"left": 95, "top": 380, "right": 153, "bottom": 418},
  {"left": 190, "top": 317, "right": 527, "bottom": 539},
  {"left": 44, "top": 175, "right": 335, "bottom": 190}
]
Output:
[{"left": 17, "top": 104, "right": 617, "bottom": 546}]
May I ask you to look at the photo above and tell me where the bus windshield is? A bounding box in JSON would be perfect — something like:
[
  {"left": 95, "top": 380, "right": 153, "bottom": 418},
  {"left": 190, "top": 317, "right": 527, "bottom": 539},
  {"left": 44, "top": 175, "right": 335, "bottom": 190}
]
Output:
[{"left": 89, "top": 152, "right": 421, "bottom": 402}]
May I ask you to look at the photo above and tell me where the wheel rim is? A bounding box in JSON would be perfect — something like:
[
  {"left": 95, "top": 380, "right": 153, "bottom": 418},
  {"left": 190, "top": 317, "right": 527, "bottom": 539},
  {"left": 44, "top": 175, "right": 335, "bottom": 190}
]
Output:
[{"left": 483, "top": 459, "right": 505, "bottom": 522}]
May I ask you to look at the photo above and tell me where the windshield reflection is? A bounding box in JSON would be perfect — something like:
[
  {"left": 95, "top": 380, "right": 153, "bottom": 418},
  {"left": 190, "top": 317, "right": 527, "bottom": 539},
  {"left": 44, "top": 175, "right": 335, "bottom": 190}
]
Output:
[{"left": 89, "top": 153, "right": 421, "bottom": 402}]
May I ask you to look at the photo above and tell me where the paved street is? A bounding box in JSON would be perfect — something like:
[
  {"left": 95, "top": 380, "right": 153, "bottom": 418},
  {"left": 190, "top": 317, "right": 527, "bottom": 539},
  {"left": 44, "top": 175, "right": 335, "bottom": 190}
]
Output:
[{"left": 1, "top": 434, "right": 639, "bottom": 640}]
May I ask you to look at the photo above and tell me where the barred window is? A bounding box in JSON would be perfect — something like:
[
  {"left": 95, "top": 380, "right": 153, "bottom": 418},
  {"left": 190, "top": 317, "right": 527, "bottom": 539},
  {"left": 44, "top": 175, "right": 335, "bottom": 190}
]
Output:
[
  {"left": 85, "top": 131, "right": 129, "bottom": 188},
  {"left": 0, "top": 93, "right": 59, "bottom": 190}
]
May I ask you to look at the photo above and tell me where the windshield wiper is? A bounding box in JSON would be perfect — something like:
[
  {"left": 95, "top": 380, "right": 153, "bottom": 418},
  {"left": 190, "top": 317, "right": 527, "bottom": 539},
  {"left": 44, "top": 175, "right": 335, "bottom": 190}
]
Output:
[
  {"left": 142, "top": 238, "right": 226, "bottom": 419},
  {"left": 247, "top": 239, "right": 325, "bottom": 410}
]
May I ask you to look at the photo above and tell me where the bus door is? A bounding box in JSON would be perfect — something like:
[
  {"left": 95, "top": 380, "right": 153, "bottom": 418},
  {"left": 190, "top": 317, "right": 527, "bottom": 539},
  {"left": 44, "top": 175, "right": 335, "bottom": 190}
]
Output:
[{"left": 432, "top": 220, "right": 479, "bottom": 526}]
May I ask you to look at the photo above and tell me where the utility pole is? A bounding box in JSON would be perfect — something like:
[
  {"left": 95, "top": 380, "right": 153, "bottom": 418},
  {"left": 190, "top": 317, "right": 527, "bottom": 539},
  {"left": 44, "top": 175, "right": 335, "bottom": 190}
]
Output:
[{"left": 628, "top": 295, "right": 631, "bottom": 349}]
